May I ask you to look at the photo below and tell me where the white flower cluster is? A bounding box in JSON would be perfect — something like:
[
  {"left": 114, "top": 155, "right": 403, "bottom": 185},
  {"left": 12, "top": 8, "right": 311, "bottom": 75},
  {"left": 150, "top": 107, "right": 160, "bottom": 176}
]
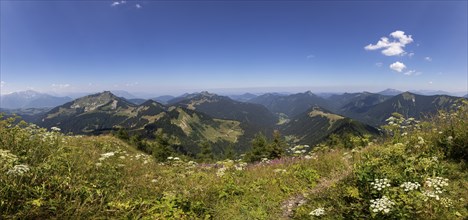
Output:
[
  {"left": 7, "top": 164, "right": 30, "bottom": 176},
  {"left": 371, "top": 178, "right": 391, "bottom": 191},
  {"left": 304, "top": 154, "right": 318, "bottom": 160},
  {"left": 134, "top": 153, "right": 151, "bottom": 164},
  {"left": 385, "top": 116, "right": 420, "bottom": 129},
  {"left": 422, "top": 190, "right": 440, "bottom": 201},
  {"left": 309, "top": 207, "right": 325, "bottom": 216},
  {"left": 186, "top": 160, "right": 198, "bottom": 168},
  {"left": 425, "top": 177, "right": 448, "bottom": 193},
  {"left": 440, "top": 197, "right": 453, "bottom": 208},
  {"left": 289, "top": 145, "right": 310, "bottom": 155},
  {"left": 260, "top": 157, "right": 270, "bottom": 164},
  {"left": 0, "top": 149, "right": 18, "bottom": 169},
  {"left": 370, "top": 196, "right": 395, "bottom": 214},
  {"left": 99, "top": 152, "right": 116, "bottom": 161},
  {"left": 400, "top": 181, "right": 421, "bottom": 192},
  {"left": 216, "top": 167, "right": 228, "bottom": 177},
  {"left": 167, "top": 156, "right": 180, "bottom": 161},
  {"left": 273, "top": 168, "right": 287, "bottom": 173},
  {"left": 422, "top": 177, "right": 449, "bottom": 201},
  {"left": 234, "top": 162, "right": 247, "bottom": 171},
  {"left": 51, "top": 127, "right": 61, "bottom": 132}
]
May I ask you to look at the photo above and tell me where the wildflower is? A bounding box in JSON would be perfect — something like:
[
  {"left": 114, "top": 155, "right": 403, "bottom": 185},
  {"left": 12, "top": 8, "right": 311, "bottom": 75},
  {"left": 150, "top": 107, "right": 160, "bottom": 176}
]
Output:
[
  {"left": 99, "top": 152, "right": 115, "bottom": 161},
  {"left": 51, "top": 127, "right": 61, "bottom": 132},
  {"left": 370, "top": 196, "right": 395, "bottom": 214},
  {"left": 422, "top": 190, "right": 440, "bottom": 201},
  {"left": 370, "top": 178, "right": 391, "bottom": 191},
  {"left": 95, "top": 163, "right": 102, "bottom": 166},
  {"left": 234, "top": 162, "right": 247, "bottom": 171},
  {"left": 119, "top": 156, "right": 125, "bottom": 159},
  {"left": 7, "top": 164, "right": 30, "bottom": 176},
  {"left": 400, "top": 181, "right": 421, "bottom": 191},
  {"left": 151, "top": 179, "right": 158, "bottom": 183},
  {"left": 187, "top": 161, "right": 198, "bottom": 166},
  {"left": 173, "top": 157, "right": 180, "bottom": 160},
  {"left": 417, "top": 137, "right": 425, "bottom": 145},
  {"left": 422, "top": 176, "right": 449, "bottom": 201},
  {"left": 216, "top": 167, "right": 228, "bottom": 177},
  {"left": 167, "top": 156, "right": 173, "bottom": 160},
  {"left": 440, "top": 197, "right": 453, "bottom": 208},
  {"left": 425, "top": 177, "right": 449, "bottom": 192},
  {"left": 0, "top": 149, "right": 18, "bottom": 169},
  {"left": 447, "top": 136, "right": 453, "bottom": 143},
  {"left": 309, "top": 207, "right": 325, "bottom": 216},
  {"left": 273, "top": 169, "right": 287, "bottom": 173}
]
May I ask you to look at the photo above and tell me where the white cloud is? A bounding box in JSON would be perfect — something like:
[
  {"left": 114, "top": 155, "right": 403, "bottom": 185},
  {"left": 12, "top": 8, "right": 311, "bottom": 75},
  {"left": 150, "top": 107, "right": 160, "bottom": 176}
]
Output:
[
  {"left": 51, "top": 83, "right": 70, "bottom": 89},
  {"left": 365, "top": 30, "right": 414, "bottom": 56},
  {"left": 408, "top": 52, "right": 415, "bottom": 58},
  {"left": 375, "top": 62, "right": 383, "bottom": 67},
  {"left": 429, "top": 81, "right": 433, "bottom": 84},
  {"left": 390, "top": 30, "right": 413, "bottom": 44},
  {"left": 111, "top": 1, "right": 126, "bottom": 7},
  {"left": 389, "top": 61, "right": 406, "bottom": 72},
  {"left": 136, "top": 4, "right": 142, "bottom": 9},
  {"left": 0, "top": 81, "right": 5, "bottom": 87},
  {"left": 424, "top": 56, "right": 432, "bottom": 62}
]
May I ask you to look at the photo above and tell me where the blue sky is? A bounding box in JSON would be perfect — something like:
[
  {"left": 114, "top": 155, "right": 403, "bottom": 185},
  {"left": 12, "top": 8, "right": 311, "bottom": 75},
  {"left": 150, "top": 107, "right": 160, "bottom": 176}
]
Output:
[{"left": 1, "top": 0, "right": 467, "bottom": 96}]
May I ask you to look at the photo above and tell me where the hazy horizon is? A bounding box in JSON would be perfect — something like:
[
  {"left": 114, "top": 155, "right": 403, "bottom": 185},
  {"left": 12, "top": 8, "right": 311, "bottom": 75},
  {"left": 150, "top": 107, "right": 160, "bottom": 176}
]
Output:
[{"left": 1, "top": 1, "right": 467, "bottom": 95}]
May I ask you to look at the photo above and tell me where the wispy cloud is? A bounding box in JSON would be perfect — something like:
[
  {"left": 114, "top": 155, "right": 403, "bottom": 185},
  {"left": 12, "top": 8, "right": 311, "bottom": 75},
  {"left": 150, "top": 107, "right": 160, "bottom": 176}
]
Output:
[
  {"left": 136, "top": 4, "right": 142, "bottom": 9},
  {"left": 403, "top": 70, "right": 421, "bottom": 76},
  {"left": 111, "top": 1, "right": 126, "bottom": 7},
  {"left": 51, "top": 83, "right": 70, "bottom": 89},
  {"left": 306, "top": 54, "right": 315, "bottom": 59},
  {"left": 424, "top": 56, "right": 432, "bottom": 62},
  {"left": 0, "top": 81, "right": 5, "bottom": 87},
  {"left": 408, "top": 52, "right": 415, "bottom": 58},
  {"left": 125, "top": 82, "right": 139, "bottom": 87},
  {"left": 375, "top": 62, "right": 383, "bottom": 67},
  {"left": 389, "top": 61, "right": 406, "bottom": 72},
  {"left": 429, "top": 81, "right": 433, "bottom": 84},
  {"left": 365, "top": 30, "right": 414, "bottom": 56}
]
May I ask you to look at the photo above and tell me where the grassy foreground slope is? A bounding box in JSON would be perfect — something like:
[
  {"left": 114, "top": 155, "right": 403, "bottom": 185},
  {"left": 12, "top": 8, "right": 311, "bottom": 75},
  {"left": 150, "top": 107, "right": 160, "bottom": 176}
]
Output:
[{"left": 1, "top": 101, "right": 467, "bottom": 219}]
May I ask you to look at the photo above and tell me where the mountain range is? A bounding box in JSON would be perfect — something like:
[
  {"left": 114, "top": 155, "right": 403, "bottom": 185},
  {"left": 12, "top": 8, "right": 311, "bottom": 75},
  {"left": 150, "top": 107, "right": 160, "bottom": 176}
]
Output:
[
  {"left": 1, "top": 89, "right": 465, "bottom": 154},
  {"left": 0, "top": 90, "right": 72, "bottom": 109}
]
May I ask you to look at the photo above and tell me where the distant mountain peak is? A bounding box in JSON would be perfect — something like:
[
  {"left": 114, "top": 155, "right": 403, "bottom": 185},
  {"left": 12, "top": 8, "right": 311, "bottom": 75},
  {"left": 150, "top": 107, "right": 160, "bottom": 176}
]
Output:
[
  {"left": 69, "top": 91, "right": 131, "bottom": 112},
  {"left": 199, "top": 91, "right": 215, "bottom": 96},
  {"left": 378, "top": 88, "right": 403, "bottom": 96}
]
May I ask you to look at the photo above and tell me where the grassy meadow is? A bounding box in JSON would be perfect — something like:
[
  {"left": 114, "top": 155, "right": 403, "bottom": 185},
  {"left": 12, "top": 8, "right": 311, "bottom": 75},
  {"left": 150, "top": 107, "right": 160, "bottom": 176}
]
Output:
[{"left": 1, "top": 101, "right": 467, "bottom": 219}]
